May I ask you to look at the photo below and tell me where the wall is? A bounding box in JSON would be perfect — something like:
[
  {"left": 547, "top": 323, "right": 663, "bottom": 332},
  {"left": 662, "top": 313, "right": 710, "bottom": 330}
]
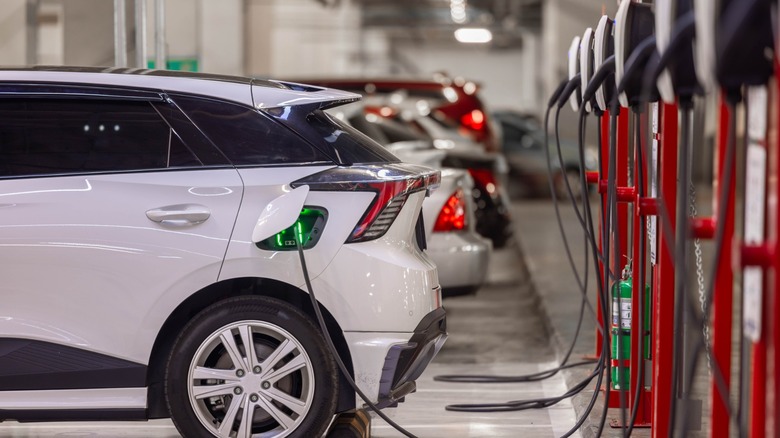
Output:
[
  {"left": 0, "top": 0, "right": 30, "bottom": 65},
  {"left": 542, "top": 0, "right": 619, "bottom": 143},
  {"left": 246, "top": 0, "right": 363, "bottom": 78},
  {"left": 394, "top": 34, "right": 539, "bottom": 114}
]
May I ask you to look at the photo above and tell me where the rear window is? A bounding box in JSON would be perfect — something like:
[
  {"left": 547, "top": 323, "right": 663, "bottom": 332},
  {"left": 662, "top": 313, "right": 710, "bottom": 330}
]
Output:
[
  {"left": 173, "top": 95, "right": 333, "bottom": 166},
  {"left": 305, "top": 110, "right": 400, "bottom": 164}
]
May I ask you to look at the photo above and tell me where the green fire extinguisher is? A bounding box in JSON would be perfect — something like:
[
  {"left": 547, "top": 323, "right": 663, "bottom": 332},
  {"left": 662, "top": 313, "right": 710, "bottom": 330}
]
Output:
[{"left": 611, "top": 264, "right": 651, "bottom": 390}]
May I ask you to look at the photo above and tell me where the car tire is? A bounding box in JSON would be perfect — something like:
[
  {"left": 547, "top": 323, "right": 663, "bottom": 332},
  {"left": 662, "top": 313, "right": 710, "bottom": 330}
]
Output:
[
  {"left": 554, "top": 169, "right": 582, "bottom": 200},
  {"left": 165, "top": 295, "right": 339, "bottom": 438}
]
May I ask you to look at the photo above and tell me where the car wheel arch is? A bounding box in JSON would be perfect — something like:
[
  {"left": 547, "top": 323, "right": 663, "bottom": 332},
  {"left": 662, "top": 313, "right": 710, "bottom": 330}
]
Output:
[{"left": 145, "top": 276, "right": 355, "bottom": 419}]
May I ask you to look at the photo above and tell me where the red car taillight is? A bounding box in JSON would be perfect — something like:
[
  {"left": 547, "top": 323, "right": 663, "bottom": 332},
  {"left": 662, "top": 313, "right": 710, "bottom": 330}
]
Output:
[
  {"left": 433, "top": 189, "right": 467, "bottom": 232},
  {"left": 468, "top": 168, "right": 499, "bottom": 199},
  {"left": 292, "top": 164, "right": 440, "bottom": 243},
  {"left": 460, "top": 109, "right": 486, "bottom": 133}
]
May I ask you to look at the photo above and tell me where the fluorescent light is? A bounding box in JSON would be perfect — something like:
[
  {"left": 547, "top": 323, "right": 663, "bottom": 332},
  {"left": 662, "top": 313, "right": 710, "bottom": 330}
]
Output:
[{"left": 454, "top": 28, "right": 492, "bottom": 44}]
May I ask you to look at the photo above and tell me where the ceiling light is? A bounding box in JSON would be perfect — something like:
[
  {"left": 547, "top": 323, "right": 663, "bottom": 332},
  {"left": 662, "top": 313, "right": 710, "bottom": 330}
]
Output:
[{"left": 454, "top": 28, "right": 492, "bottom": 44}]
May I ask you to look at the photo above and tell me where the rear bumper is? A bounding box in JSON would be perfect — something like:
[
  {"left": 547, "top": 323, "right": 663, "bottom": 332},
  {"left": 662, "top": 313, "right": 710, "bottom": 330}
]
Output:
[
  {"left": 375, "top": 307, "right": 447, "bottom": 408},
  {"left": 343, "top": 307, "right": 447, "bottom": 408},
  {"left": 428, "top": 231, "right": 491, "bottom": 290}
]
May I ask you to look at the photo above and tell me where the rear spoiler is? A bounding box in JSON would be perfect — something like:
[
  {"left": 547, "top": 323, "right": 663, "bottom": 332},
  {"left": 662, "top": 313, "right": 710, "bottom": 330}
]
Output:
[{"left": 251, "top": 79, "right": 361, "bottom": 111}]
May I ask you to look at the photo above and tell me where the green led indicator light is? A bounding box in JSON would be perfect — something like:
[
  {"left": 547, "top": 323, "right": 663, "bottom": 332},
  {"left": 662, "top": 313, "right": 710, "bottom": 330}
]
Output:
[{"left": 257, "top": 207, "right": 327, "bottom": 251}]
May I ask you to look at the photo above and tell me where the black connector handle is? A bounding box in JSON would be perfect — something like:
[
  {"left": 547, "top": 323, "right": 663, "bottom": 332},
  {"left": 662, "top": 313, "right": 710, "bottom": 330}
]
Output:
[
  {"left": 616, "top": 36, "right": 657, "bottom": 97},
  {"left": 557, "top": 74, "right": 582, "bottom": 109},
  {"left": 641, "top": 11, "right": 698, "bottom": 105},
  {"left": 582, "top": 55, "right": 615, "bottom": 104}
]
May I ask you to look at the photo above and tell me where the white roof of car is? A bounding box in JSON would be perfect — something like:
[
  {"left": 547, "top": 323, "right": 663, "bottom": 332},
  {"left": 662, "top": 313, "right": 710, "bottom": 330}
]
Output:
[{"left": 0, "top": 66, "right": 360, "bottom": 110}]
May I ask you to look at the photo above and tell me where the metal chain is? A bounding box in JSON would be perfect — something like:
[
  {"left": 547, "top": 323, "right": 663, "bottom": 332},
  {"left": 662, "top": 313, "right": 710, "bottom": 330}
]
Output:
[{"left": 689, "top": 183, "right": 712, "bottom": 374}]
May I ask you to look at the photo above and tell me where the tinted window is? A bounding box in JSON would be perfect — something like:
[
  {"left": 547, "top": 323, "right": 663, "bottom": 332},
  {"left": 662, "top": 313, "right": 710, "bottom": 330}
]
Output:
[
  {"left": 374, "top": 119, "right": 430, "bottom": 144},
  {"left": 0, "top": 99, "right": 198, "bottom": 177},
  {"left": 306, "top": 110, "right": 400, "bottom": 164},
  {"left": 173, "top": 96, "right": 332, "bottom": 166},
  {"left": 501, "top": 122, "right": 526, "bottom": 143}
]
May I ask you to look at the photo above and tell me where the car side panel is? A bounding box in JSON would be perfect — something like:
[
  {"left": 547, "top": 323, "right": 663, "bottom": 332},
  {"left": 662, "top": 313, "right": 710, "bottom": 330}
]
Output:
[
  {"left": 217, "top": 165, "right": 369, "bottom": 286},
  {"left": 0, "top": 170, "right": 242, "bottom": 365}
]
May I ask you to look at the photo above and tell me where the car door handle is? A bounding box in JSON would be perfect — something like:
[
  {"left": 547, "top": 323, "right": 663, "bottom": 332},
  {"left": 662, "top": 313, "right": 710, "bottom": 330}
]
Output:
[{"left": 146, "top": 204, "right": 211, "bottom": 226}]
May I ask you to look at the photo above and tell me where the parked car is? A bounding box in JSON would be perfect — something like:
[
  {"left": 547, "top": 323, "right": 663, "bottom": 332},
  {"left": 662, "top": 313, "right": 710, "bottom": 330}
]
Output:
[
  {"left": 493, "top": 110, "right": 599, "bottom": 198},
  {"left": 0, "top": 67, "right": 447, "bottom": 438},
  {"left": 330, "top": 104, "right": 491, "bottom": 296},
  {"left": 360, "top": 104, "right": 513, "bottom": 248},
  {"left": 291, "top": 75, "right": 501, "bottom": 152}
]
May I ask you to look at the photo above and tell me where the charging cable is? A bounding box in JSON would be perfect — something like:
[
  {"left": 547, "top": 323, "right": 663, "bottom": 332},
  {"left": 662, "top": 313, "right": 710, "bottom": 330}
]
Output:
[{"left": 295, "top": 231, "right": 419, "bottom": 438}]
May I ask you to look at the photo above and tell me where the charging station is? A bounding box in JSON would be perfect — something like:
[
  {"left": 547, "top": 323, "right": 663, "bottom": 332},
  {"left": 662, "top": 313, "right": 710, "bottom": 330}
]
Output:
[{"left": 536, "top": 0, "right": 779, "bottom": 435}]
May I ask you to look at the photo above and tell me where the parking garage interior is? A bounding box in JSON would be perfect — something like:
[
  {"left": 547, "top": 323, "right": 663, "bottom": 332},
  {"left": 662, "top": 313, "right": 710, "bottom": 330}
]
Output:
[{"left": 0, "top": 0, "right": 774, "bottom": 437}]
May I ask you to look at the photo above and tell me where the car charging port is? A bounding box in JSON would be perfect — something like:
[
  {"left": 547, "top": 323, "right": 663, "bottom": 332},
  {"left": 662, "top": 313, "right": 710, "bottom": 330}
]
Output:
[{"left": 257, "top": 207, "right": 328, "bottom": 251}]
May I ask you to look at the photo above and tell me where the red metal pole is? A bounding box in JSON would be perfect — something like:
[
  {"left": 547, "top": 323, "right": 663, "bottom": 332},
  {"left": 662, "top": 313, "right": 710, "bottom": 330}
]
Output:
[
  {"left": 710, "top": 95, "right": 735, "bottom": 438},
  {"left": 651, "top": 102, "right": 678, "bottom": 438},
  {"left": 770, "top": 62, "right": 780, "bottom": 438},
  {"left": 594, "top": 112, "right": 610, "bottom": 359},
  {"left": 616, "top": 107, "right": 630, "bottom": 269},
  {"left": 629, "top": 110, "right": 651, "bottom": 426},
  {"left": 745, "top": 84, "right": 773, "bottom": 438},
  {"left": 605, "top": 107, "right": 633, "bottom": 412}
]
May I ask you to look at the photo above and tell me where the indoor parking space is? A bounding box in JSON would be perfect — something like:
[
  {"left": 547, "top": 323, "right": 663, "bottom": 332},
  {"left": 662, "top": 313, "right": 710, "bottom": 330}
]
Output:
[{"left": 0, "top": 0, "right": 775, "bottom": 437}]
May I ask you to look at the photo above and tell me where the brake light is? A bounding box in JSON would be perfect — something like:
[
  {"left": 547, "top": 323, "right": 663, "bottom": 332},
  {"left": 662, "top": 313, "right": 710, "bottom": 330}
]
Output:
[
  {"left": 292, "top": 164, "right": 441, "bottom": 243},
  {"left": 433, "top": 189, "right": 467, "bottom": 232},
  {"left": 460, "top": 109, "right": 486, "bottom": 132},
  {"left": 468, "top": 168, "right": 499, "bottom": 198}
]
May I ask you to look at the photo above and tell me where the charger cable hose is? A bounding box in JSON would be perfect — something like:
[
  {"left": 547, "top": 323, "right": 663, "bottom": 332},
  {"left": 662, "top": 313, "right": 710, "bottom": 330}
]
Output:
[
  {"left": 438, "top": 86, "right": 611, "bottom": 426},
  {"left": 295, "top": 234, "right": 418, "bottom": 438},
  {"left": 437, "top": 96, "right": 596, "bottom": 414}
]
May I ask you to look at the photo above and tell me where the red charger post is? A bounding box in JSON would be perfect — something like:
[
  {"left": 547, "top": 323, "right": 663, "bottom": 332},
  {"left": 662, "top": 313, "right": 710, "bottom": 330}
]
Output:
[
  {"left": 741, "top": 83, "right": 774, "bottom": 438},
  {"left": 707, "top": 96, "right": 736, "bottom": 438},
  {"left": 599, "top": 108, "right": 633, "bottom": 410},
  {"left": 771, "top": 62, "right": 780, "bottom": 438},
  {"left": 650, "top": 102, "right": 678, "bottom": 438},
  {"left": 627, "top": 110, "right": 652, "bottom": 426}
]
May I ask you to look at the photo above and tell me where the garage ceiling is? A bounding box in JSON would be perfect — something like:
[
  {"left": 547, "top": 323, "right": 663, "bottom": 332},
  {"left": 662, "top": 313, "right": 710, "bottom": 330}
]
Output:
[{"left": 318, "top": 0, "right": 541, "bottom": 48}]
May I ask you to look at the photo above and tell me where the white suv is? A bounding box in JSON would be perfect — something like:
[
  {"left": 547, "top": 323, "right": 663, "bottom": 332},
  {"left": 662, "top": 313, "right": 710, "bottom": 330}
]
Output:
[{"left": 0, "top": 67, "right": 446, "bottom": 438}]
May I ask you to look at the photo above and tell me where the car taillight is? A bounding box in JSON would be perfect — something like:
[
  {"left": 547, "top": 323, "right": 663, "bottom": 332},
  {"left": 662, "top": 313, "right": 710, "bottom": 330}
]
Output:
[
  {"left": 468, "top": 168, "right": 499, "bottom": 199},
  {"left": 433, "top": 189, "right": 467, "bottom": 232},
  {"left": 460, "top": 109, "right": 486, "bottom": 133},
  {"left": 292, "top": 164, "right": 440, "bottom": 243}
]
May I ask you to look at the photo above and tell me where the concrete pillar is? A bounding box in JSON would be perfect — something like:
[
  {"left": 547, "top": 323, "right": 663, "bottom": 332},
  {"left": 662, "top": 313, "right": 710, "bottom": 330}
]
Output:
[
  {"left": 63, "top": 0, "right": 116, "bottom": 66},
  {"left": 246, "top": 0, "right": 274, "bottom": 76},
  {"left": 245, "top": 0, "right": 362, "bottom": 78},
  {"left": 0, "top": 0, "right": 29, "bottom": 65},
  {"left": 199, "top": 0, "right": 243, "bottom": 75}
]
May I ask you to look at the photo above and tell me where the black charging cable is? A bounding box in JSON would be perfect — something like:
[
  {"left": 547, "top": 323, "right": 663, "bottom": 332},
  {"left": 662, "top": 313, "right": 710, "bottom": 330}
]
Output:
[
  {"left": 294, "top": 231, "right": 419, "bottom": 438},
  {"left": 434, "top": 78, "right": 599, "bottom": 387},
  {"left": 442, "top": 83, "right": 612, "bottom": 419}
]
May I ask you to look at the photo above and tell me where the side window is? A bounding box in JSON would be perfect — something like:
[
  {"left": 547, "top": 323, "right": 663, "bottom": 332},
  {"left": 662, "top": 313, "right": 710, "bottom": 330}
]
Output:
[
  {"left": 0, "top": 99, "right": 200, "bottom": 178},
  {"left": 173, "top": 95, "right": 333, "bottom": 166}
]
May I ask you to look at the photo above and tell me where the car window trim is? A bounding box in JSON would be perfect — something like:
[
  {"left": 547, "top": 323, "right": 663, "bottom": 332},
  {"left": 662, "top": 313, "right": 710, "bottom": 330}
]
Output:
[
  {"left": 0, "top": 165, "right": 235, "bottom": 182},
  {"left": 0, "top": 83, "right": 166, "bottom": 102}
]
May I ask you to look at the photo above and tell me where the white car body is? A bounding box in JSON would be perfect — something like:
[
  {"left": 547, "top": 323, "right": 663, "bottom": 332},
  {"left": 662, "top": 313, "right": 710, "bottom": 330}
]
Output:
[
  {"left": 0, "top": 67, "right": 446, "bottom": 436},
  {"left": 386, "top": 141, "right": 491, "bottom": 295}
]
